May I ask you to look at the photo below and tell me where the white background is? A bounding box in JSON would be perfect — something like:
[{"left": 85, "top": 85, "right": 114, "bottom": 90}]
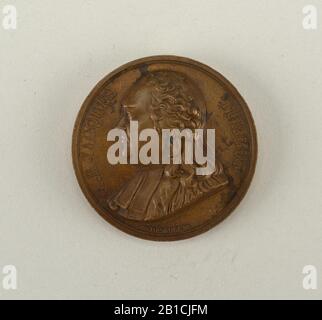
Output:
[{"left": 1, "top": 0, "right": 321, "bottom": 299}]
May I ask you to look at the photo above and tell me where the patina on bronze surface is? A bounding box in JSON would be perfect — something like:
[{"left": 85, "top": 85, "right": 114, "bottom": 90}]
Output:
[{"left": 72, "top": 56, "right": 257, "bottom": 241}]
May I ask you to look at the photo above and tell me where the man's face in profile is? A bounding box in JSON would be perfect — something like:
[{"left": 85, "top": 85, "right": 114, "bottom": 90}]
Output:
[{"left": 121, "top": 83, "right": 155, "bottom": 132}]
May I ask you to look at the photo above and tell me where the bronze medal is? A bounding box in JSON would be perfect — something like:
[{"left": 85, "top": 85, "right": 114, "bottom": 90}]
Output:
[{"left": 72, "top": 56, "right": 257, "bottom": 240}]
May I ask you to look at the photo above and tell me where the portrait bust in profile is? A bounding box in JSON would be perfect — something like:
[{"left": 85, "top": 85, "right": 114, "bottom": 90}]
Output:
[{"left": 107, "top": 70, "right": 228, "bottom": 221}]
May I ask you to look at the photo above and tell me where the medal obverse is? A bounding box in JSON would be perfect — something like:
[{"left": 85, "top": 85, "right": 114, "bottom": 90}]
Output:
[{"left": 72, "top": 56, "right": 257, "bottom": 240}]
